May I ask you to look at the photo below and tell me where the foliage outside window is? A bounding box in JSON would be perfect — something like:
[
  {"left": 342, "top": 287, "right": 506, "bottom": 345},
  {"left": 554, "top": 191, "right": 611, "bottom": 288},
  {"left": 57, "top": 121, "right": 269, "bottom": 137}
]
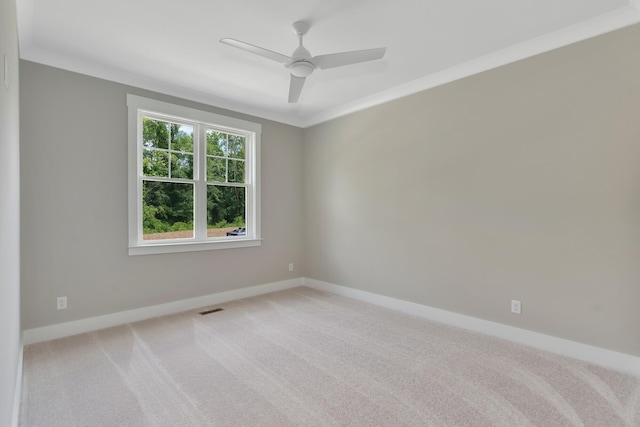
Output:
[{"left": 127, "top": 95, "right": 261, "bottom": 255}]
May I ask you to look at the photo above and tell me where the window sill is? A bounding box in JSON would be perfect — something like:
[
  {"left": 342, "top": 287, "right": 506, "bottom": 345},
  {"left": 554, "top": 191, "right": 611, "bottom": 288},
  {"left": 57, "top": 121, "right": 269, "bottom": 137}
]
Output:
[{"left": 128, "top": 238, "right": 262, "bottom": 256}]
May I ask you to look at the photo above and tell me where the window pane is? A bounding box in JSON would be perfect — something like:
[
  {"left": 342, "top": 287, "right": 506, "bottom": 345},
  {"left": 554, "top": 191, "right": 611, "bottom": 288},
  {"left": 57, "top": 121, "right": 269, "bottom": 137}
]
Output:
[
  {"left": 143, "top": 149, "right": 169, "bottom": 177},
  {"left": 143, "top": 118, "right": 169, "bottom": 149},
  {"left": 207, "top": 185, "right": 246, "bottom": 238},
  {"left": 171, "top": 153, "right": 193, "bottom": 179},
  {"left": 228, "top": 135, "right": 245, "bottom": 159},
  {"left": 143, "top": 181, "right": 194, "bottom": 240},
  {"left": 172, "top": 125, "right": 193, "bottom": 153},
  {"left": 207, "top": 157, "right": 226, "bottom": 182},
  {"left": 228, "top": 159, "right": 245, "bottom": 183},
  {"left": 206, "top": 130, "right": 226, "bottom": 156},
  {"left": 217, "top": 133, "right": 228, "bottom": 155}
]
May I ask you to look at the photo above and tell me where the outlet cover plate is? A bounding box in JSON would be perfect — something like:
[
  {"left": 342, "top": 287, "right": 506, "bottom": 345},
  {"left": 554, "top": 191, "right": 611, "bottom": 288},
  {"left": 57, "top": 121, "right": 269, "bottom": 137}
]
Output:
[{"left": 511, "top": 300, "right": 522, "bottom": 315}]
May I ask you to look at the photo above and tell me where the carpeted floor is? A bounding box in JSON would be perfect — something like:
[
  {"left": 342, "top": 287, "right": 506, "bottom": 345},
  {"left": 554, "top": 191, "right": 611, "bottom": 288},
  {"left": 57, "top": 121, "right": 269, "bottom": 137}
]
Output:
[{"left": 20, "top": 287, "right": 640, "bottom": 426}]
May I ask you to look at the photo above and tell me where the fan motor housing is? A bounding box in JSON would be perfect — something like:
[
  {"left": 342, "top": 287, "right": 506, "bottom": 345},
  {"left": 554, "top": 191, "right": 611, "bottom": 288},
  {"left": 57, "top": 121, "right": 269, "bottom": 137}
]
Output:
[{"left": 289, "top": 61, "right": 314, "bottom": 78}]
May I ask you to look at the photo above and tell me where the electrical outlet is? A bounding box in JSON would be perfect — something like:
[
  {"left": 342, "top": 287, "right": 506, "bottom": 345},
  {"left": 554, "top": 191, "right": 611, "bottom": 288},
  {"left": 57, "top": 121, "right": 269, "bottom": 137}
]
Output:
[
  {"left": 511, "top": 300, "right": 521, "bottom": 315},
  {"left": 289, "top": 263, "right": 294, "bottom": 272},
  {"left": 57, "top": 296, "right": 67, "bottom": 310}
]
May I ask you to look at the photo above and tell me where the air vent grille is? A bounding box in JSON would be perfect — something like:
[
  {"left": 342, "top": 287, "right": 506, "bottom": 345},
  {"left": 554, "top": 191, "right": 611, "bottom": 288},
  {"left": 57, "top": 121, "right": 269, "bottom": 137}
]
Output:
[{"left": 199, "top": 308, "right": 224, "bottom": 315}]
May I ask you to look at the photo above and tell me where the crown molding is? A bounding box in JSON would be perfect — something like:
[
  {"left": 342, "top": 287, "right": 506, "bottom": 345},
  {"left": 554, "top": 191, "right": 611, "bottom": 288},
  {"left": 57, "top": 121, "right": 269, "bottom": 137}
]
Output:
[
  {"left": 18, "top": 5, "right": 640, "bottom": 129},
  {"left": 19, "top": 46, "right": 303, "bottom": 127},
  {"left": 299, "top": 4, "right": 640, "bottom": 127}
]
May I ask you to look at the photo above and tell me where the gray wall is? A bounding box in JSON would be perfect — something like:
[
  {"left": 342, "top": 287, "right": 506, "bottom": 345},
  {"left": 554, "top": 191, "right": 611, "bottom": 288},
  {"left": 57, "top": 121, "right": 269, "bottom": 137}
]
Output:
[
  {"left": 304, "top": 24, "right": 640, "bottom": 356},
  {"left": 20, "top": 61, "right": 304, "bottom": 330},
  {"left": 19, "top": 22, "right": 640, "bottom": 360},
  {"left": 0, "top": 0, "right": 21, "bottom": 424}
]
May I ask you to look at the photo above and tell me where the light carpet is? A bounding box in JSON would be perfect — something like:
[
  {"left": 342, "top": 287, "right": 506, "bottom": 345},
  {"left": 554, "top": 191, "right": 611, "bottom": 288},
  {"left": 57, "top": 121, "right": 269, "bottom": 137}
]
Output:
[{"left": 20, "top": 287, "right": 640, "bottom": 426}]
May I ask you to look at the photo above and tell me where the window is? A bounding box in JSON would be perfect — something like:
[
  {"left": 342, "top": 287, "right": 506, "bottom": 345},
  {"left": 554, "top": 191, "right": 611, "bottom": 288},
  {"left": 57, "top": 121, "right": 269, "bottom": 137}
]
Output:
[{"left": 127, "top": 95, "right": 261, "bottom": 255}]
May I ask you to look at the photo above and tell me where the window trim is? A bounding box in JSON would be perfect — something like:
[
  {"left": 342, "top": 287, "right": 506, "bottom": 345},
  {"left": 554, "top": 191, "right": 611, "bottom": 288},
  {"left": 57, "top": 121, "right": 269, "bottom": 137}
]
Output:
[{"left": 127, "top": 94, "right": 261, "bottom": 255}]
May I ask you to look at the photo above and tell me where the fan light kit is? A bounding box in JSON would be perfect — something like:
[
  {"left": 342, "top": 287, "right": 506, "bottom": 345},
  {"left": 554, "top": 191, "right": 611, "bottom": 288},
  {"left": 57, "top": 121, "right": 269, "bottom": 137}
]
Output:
[
  {"left": 221, "top": 21, "right": 386, "bottom": 103},
  {"left": 290, "top": 61, "right": 314, "bottom": 78}
]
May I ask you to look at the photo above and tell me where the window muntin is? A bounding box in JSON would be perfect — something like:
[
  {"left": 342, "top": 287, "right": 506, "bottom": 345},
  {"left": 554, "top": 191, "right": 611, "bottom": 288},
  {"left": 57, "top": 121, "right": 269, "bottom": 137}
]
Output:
[
  {"left": 206, "top": 130, "right": 246, "bottom": 184},
  {"left": 143, "top": 118, "right": 194, "bottom": 180},
  {"left": 127, "top": 95, "right": 261, "bottom": 255}
]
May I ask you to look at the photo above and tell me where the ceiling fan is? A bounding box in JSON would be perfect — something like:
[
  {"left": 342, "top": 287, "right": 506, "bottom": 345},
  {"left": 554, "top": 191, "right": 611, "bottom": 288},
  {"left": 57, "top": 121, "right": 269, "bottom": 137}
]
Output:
[{"left": 220, "top": 21, "right": 386, "bottom": 103}]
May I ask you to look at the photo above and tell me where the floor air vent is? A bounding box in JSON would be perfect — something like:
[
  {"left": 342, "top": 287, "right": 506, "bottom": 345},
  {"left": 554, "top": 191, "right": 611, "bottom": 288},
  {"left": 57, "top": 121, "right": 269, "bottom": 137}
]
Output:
[{"left": 199, "top": 308, "right": 224, "bottom": 315}]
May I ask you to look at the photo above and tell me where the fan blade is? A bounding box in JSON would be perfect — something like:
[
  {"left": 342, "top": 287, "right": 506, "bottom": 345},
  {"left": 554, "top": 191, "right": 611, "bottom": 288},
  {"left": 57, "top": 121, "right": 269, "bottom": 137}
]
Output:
[
  {"left": 220, "top": 38, "right": 291, "bottom": 63},
  {"left": 288, "top": 75, "right": 306, "bottom": 103},
  {"left": 312, "top": 47, "right": 386, "bottom": 70}
]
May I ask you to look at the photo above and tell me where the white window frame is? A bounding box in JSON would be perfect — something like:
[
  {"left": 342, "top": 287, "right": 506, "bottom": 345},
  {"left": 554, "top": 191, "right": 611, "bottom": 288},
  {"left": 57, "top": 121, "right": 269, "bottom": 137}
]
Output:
[{"left": 127, "top": 94, "right": 261, "bottom": 255}]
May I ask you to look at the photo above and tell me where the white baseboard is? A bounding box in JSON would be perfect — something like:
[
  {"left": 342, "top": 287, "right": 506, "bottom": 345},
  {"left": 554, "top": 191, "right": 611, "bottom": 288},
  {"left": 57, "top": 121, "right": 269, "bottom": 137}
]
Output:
[
  {"left": 23, "top": 278, "right": 304, "bottom": 345},
  {"left": 304, "top": 278, "right": 640, "bottom": 378},
  {"left": 12, "top": 333, "right": 23, "bottom": 427},
  {"left": 21, "top": 276, "right": 640, "bottom": 378}
]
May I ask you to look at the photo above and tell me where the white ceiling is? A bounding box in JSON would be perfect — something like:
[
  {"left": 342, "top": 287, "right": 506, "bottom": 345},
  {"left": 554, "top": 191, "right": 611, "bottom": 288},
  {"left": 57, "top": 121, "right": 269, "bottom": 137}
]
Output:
[{"left": 17, "top": 0, "right": 640, "bottom": 127}]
